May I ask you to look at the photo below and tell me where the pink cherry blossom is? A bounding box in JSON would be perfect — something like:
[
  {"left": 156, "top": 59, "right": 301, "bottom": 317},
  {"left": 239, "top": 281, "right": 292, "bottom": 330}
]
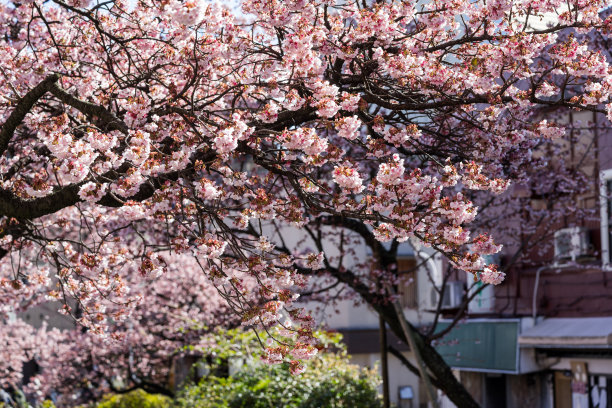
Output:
[
  {"left": 332, "top": 165, "right": 365, "bottom": 193},
  {"left": 0, "top": 0, "right": 609, "bottom": 404}
]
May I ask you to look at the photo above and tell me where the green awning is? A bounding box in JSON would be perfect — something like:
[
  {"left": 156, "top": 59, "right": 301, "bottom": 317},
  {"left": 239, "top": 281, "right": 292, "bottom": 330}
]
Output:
[{"left": 433, "top": 320, "right": 519, "bottom": 373}]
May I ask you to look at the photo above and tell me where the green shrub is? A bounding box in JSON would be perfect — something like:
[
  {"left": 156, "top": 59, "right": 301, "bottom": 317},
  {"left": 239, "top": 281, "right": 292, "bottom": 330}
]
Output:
[
  {"left": 95, "top": 390, "right": 170, "bottom": 408},
  {"left": 174, "top": 352, "right": 382, "bottom": 408},
  {"left": 87, "top": 330, "right": 381, "bottom": 408}
]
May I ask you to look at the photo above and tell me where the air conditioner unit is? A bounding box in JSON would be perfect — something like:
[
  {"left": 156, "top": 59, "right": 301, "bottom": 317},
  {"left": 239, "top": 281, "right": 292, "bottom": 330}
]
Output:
[
  {"left": 430, "top": 281, "right": 464, "bottom": 310},
  {"left": 554, "top": 227, "right": 590, "bottom": 262}
]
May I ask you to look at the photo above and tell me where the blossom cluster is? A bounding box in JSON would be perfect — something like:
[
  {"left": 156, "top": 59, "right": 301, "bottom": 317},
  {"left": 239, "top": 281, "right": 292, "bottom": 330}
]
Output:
[{"left": 0, "top": 0, "right": 610, "bottom": 397}]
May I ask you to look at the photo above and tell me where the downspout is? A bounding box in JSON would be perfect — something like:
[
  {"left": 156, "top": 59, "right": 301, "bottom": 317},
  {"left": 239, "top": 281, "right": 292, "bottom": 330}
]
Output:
[
  {"left": 532, "top": 264, "right": 572, "bottom": 321},
  {"left": 416, "top": 250, "right": 442, "bottom": 287}
]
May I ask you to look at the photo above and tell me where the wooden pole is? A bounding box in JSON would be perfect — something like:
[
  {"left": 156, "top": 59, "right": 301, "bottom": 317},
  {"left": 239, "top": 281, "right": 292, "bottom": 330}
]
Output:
[{"left": 380, "top": 315, "right": 391, "bottom": 408}]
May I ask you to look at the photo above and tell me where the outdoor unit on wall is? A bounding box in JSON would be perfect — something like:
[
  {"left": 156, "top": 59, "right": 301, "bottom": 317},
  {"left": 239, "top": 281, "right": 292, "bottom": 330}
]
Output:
[
  {"left": 430, "top": 281, "right": 464, "bottom": 310},
  {"left": 553, "top": 227, "right": 590, "bottom": 262}
]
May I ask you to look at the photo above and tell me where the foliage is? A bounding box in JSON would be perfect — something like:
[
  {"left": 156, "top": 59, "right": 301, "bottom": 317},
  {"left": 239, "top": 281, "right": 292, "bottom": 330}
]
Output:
[
  {"left": 41, "top": 331, "right": 379, "bottom": 408},
  {"left": 95, "top": 390, "right": 171, "bottom": 408},
  {"left": 174, "top": 349, "right": 381, "bottom": 408}
]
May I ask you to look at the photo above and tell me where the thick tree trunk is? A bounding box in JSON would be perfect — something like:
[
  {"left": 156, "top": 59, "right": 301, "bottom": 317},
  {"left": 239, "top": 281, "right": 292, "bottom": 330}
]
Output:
[
  {"left": 381, "top": 305, "right": 480, "bottom": 408},
  {"left": 327, "top": 265, "right": 480, "bottom": 407}
]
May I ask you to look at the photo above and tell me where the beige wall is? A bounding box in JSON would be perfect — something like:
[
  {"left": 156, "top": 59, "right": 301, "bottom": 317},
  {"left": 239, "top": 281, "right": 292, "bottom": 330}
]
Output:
[{"left": 351, "top": 351, "right": 424, "bottom": 406}]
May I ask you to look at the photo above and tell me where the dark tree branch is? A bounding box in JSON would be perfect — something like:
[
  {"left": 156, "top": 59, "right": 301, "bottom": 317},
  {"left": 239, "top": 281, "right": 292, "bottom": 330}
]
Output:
[
  {"left": 48, "top": 82, "right": 129, "bottom": 134},
  {"left": 0, "top": 74, "right": 60, "bottom": 156}
]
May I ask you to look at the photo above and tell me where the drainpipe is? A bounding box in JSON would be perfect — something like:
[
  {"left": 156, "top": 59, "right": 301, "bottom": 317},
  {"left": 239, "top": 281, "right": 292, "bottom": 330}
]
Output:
[
  {"left": 415, "top": 249, "right": 442, "bottom": 287},
  {"left": 532, "top": 264, "right": 572, "bottom": 321}
]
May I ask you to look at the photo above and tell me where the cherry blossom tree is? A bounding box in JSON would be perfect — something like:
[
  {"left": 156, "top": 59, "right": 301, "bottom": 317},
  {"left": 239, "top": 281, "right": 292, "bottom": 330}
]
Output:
[
  {"left": 0, "top": 255, "right": 242, "bottom": 405},
  {"left": 0, "top": 0, "right": 611, "bottom": 406}
]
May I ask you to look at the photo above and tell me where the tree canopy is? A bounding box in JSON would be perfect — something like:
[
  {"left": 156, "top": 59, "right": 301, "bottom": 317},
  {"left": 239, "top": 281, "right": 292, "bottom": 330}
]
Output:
[{"left": 0, "top": 0, "right": 610, "bottom": 406}]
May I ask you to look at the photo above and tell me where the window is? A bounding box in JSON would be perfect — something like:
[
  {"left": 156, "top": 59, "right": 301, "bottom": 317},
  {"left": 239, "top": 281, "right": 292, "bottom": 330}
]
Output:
[
  {"left": 398, "top": 257, "right": 418, "bottom": 309},
  {"left": 589, "top": 375, "right": 612, "bottom": 408},
  {"left": 599, "top": 169, "right": 612, "bottom": 269}
]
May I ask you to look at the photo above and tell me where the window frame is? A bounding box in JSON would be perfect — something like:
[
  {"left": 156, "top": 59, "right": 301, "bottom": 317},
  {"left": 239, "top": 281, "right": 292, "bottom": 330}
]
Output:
[{"left": 397, "top": 256, "right": 418, "bottom": 309}]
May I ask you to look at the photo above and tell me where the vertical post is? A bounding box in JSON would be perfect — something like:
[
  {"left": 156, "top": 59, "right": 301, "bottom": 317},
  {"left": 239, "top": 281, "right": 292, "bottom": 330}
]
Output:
[{"left": 380, "top": 315, "right": 390, "bottom": 408}]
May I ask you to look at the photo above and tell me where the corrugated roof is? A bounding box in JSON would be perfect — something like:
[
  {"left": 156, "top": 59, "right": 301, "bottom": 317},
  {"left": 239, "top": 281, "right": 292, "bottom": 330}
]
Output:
[{"left": 519, "top": 317, "right": 612, "bottom": 348}]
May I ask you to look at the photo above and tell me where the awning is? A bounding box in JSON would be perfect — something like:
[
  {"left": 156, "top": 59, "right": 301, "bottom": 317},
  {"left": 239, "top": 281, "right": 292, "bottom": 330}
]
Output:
[{"left": 519, "top": 317, "right": 612, "bottom": 348}]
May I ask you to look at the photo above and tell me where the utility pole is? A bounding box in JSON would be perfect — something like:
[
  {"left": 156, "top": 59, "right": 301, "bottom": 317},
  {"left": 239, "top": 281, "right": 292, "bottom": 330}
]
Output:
[{"left": 380, "top": 315, "right": 390, "bottom": 408}]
